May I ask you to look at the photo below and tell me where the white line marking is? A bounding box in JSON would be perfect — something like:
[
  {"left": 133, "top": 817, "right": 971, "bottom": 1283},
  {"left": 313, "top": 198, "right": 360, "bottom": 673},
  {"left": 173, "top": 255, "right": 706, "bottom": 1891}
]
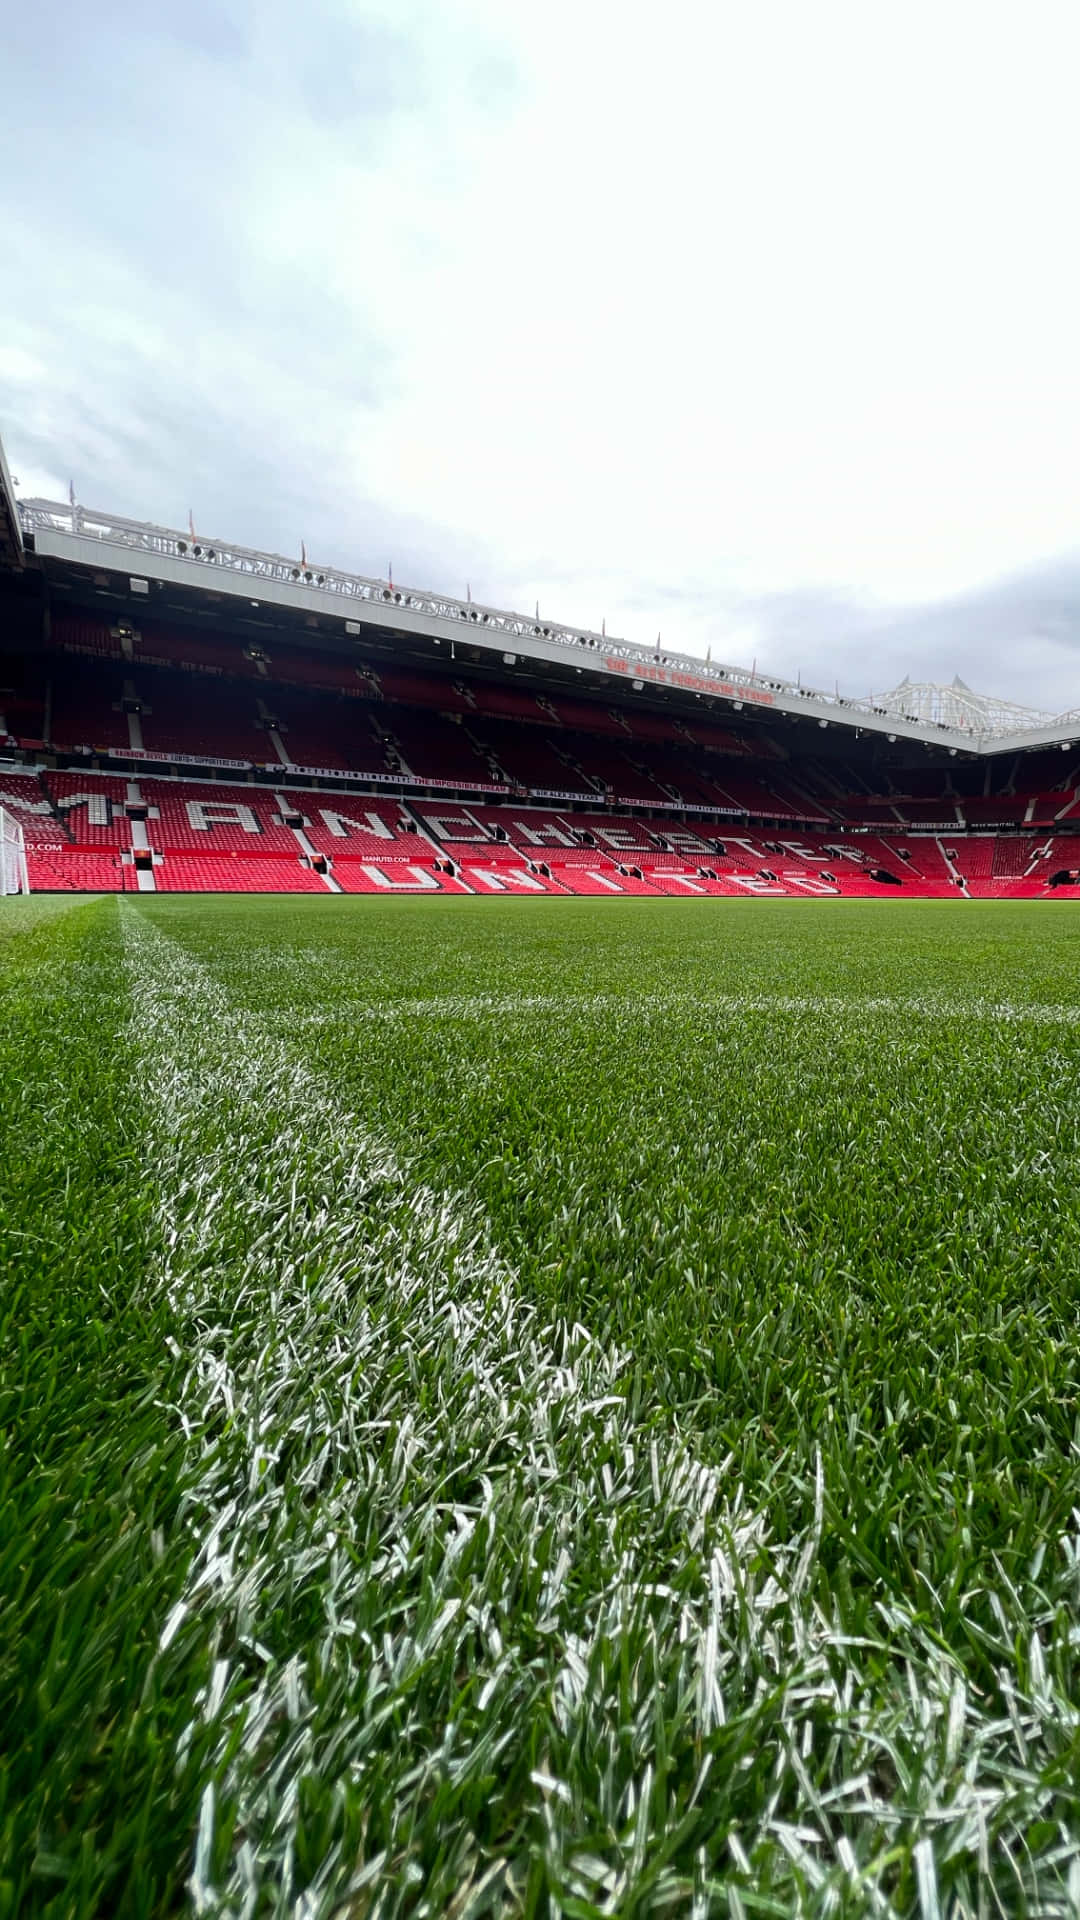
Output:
[{"left": 120, "top": 909, "right": 779, "bottom": 1910}]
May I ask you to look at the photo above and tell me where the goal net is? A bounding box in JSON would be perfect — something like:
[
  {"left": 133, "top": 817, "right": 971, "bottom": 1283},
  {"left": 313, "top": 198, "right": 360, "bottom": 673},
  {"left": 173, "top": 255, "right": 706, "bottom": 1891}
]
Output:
[{"left": 0, "top": 805, "right": 29, "bottom": 895}]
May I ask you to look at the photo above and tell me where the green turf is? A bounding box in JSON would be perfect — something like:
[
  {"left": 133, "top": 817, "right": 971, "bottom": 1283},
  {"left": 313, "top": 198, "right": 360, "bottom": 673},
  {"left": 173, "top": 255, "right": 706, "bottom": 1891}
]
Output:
[
  {"left": 6, "top": 894, "right": 1080, "bottom": 1915},
  {"left": 0, "top": 893, "right": 108, "bottom": 942}
]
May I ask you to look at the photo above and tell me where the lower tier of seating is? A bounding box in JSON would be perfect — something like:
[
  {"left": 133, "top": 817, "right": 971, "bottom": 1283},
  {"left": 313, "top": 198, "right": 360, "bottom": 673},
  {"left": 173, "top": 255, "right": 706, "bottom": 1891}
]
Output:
[
  {"left": 7, "top": 765, "right": 1080, "bottom": 897},
  {"left": 14, "top": 848, "right": 1080, "bottom": 898},
  {"left": 25, "top": 850, "right": 131, "bottom": 891},
  {"left": 153, "top": 855, "right": 329, "bottom": 893}
]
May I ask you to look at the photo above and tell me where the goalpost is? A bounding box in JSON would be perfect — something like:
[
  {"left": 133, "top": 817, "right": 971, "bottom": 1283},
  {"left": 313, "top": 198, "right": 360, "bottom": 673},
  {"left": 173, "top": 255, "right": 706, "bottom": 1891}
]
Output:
[{"left": 0, "top": 805, "right": 29, "bottom": 894}]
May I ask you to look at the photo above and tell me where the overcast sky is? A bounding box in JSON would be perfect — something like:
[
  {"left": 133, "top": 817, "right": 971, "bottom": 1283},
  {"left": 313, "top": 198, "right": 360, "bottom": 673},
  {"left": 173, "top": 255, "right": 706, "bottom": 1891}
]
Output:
[{"left": 4, "top": 0, "right": 1080, "bottom": 712}]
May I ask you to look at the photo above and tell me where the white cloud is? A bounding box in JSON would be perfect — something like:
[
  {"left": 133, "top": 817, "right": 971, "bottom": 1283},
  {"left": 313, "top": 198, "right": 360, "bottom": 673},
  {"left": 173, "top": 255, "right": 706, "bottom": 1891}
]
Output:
[{"left": 4, "top": 0, "right": 1080, "bottom": 703}]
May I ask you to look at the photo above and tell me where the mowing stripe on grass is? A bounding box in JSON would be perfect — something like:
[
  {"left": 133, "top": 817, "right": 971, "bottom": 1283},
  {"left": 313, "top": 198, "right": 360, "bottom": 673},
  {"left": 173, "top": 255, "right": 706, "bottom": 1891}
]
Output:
[
  {"left": 0, "top": 890, "right": 110, "bottom": 942},
  {"left": 119, "top": 905, "right": 1080, "bottom": 1918},
  {"left": 270, "top": 987, "right": 1080, "bottom": 1031}
]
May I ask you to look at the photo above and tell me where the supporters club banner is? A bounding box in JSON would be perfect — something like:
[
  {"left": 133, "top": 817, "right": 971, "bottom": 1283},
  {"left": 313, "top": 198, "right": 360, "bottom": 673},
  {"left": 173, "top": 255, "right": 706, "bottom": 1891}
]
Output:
[
  {"left": 80, "top": 744, "right": 504, "bottom": 793},
  {"left": 277, "top": 762, "right": 392, "bottom": 783},
  {"left": 613, "top": 796, "right": 826, "bottom": 820},
  {"left": 531, "top": 787, "right": 604, "bottom": 803},
  {"left": 98, "top": 746, "right": 254, "bottom": 771},
  {"left": 613, "top": 795, "right": 731, "bottom": 813},
  {"left": 279, "top": 764, "right": 504, "bottom": 794}
]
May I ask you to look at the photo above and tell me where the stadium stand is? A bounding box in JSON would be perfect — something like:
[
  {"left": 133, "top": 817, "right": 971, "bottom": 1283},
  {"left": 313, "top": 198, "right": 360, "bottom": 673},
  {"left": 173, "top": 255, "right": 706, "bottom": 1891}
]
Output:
[
  {"left": 301, "top": 798, "right": 430, "bottom": 861},
  {"left": 466, "top": 719, "right": 600, "bottom": 796},
  {"left": 26, "top": 848, "right": 129, "bottom": 891},
  {"left": 136, "top": 675, "right": 265, "bottom": 763},
  {"left": 7, "top": 595, "right": 1080, "bottom": 897},
  {"left": 332, "top": 861, "right": 473, "bottom": 894},
  {"left": 45, "top": 772, "right": 134, "bottom": 847},
  {"left": 153, "top": 854, "right": 328, "bottom": 893},
  {"left": 269, "top": 692, "right": 390, "bottom": 774},
  {"left": 49, "top": 661, "right": 132, "bottom": 752},
  {"left": 464, "top": 868, "right": 568, "bottom": 894},
  {"left": 992, "top": 836, "right": 1041, "bottom": 879},
  {"left": 0, "top": 771, "right": 66, "bottom": 846},
  {"left": 0, "top": 654, "right": 48, "bottom": 747},
  {"left": 381, "top": 708, "right": 501, "bottom": 786}
]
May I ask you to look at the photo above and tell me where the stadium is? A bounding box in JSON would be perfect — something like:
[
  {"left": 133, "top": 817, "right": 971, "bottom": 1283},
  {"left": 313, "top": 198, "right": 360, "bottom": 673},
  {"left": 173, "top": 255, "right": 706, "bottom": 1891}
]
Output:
[
  {"left": 7, "top": 418, "right": 1080, "bottom": 1920},
  {"left": 4, "top": 442, "right": 1080, "bottom": 903}
]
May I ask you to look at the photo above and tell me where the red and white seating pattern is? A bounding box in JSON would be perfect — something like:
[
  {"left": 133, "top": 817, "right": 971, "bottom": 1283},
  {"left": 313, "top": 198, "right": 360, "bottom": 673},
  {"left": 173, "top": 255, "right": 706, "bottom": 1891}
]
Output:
[
  {"left": 11, "top": 620, "right": 1080, "bottom": 895},
  {"left": 301, "top": 798, "right": 428, "bottom": 861},
  {"left": 137, "top": 781, "right": 300, "bottom": 853},
  {"left": 5, "top": 764, "right": 1074, "bottom": 898},
  {"left": 45, "top": 772, "right": 134, "bottom": 848},
  {"left": 9, "top": 764, "right": 1080, "bottom": 898},
  {"left": 0, "top": 773, "right": 66, "bottom": 847}
]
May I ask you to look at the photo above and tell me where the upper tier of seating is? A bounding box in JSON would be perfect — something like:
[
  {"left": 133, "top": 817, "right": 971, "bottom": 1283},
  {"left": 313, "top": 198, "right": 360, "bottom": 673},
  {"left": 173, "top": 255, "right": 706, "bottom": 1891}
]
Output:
[{"left": 23, "top": 615, "right": 833, "bottom": 815}]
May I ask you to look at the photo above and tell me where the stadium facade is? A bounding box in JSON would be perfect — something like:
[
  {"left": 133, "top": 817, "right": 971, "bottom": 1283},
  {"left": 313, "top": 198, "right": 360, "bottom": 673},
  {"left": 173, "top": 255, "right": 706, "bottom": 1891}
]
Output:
[{"left": 3, "top": 438, "right": 1080, "bottom": 899}]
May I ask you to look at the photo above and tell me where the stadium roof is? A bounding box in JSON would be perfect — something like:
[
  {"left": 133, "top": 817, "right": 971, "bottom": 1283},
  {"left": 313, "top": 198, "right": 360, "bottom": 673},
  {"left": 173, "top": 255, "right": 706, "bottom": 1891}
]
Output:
[
  {"left": 876, "top": 675, "right": 1062, "bottom": 734},
  {"left": 0, "top": 440, "right": 24, "bottom": 572},
  {"left": 13, "top": 473, "right": 1080, "bottom": 761}
]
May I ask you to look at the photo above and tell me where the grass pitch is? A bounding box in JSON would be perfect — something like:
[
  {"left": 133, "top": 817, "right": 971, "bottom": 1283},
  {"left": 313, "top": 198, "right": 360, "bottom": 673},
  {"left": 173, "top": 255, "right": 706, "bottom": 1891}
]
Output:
[{"left": 5, "top": 894, "right": 1080, "bottom": 1916}]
